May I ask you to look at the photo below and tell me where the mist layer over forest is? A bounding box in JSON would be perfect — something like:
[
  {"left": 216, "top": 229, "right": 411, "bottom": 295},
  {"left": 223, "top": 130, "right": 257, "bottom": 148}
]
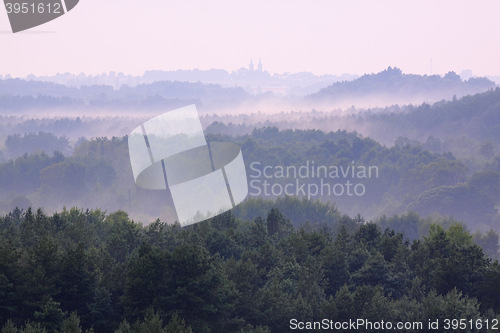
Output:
[
  {"left": 0, "top": 69, "right": 499, "bottom": 231},
  {"left": 0, "top": 67, "right": 496, "bottom": 115},
  {"left": 1, "top": 66, "right": 500, "bottom": 333}
]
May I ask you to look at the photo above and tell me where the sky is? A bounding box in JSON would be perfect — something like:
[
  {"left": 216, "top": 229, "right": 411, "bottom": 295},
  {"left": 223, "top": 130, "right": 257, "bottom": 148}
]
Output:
[{"left": 1, "top": 0, "right": 500, "bottom": 78}]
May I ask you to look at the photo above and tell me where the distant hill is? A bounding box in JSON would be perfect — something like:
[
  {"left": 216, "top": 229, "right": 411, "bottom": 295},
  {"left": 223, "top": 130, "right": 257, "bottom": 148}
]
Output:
[
  {"left": 308, "top": 67, "right": 497, "bottom": 106},
  {"left": 0, "top": 79, "right": 250, "bottom": 112},
  {"left": 1, "top": 68, "right": 498, "bottom": 114},
  {"left": 349, "top": 87, "right": 500, "bottom": 145}
]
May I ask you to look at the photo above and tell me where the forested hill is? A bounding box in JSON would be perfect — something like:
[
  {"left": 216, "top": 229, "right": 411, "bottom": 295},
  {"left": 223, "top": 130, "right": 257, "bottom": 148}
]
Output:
[
  {"left": 0, "top": 126, "right": 499, "bottom": 234},
  {"left": 309, "top": 67, "right": 496, "bottom": 105},
  {"left": 344, "top": 86, "right": 500, "bottom": 145},
  {"left": 1, "top": 206, "right": 500, "bottom": 333},
  {"left": 1, "top": 68, "right": 497, "bottom": 113},
  {"left": 0, "top": 79, "right": 249, "bottom": 111},
  {"left": 204, "top": 87, "right": 500, "bottom": 147}
]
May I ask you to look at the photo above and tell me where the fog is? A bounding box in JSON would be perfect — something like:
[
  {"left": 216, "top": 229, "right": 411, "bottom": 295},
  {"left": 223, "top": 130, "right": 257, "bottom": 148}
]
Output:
[{"left": 0, "top": 68, "right": 498, "bottom": 229}]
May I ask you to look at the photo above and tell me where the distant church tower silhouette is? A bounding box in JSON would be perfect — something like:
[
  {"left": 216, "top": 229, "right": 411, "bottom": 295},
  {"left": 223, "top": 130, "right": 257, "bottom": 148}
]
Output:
[
  {"left": 257, "top": 59, "right": 262, "bottom": 72},
  {"left": 249, "top": 59, "right": 254, "bottom": 71}
]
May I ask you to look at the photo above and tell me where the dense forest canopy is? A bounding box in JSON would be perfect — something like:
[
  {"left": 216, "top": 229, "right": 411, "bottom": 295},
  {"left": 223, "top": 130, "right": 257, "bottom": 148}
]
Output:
[
  {"left": 0, "top": 119, "right": 498, "bottom": 233},
  {"left": 1, "top": 205, "right": 500, "bottom": 332},
  {"left": 0, "top": 69, "right": 499, "bottom": 333},
  {"left": 203, "top": 87, "right": 500, "bottom": 148}
]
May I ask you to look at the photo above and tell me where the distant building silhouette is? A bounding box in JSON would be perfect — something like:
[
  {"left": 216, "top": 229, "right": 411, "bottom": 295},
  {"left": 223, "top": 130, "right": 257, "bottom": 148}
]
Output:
[
  {"left": 257, "top": 59, "right": 262, "bottom": 72},
  {"left": 249, "top": 59, "right": 254, "bottom": 72}
]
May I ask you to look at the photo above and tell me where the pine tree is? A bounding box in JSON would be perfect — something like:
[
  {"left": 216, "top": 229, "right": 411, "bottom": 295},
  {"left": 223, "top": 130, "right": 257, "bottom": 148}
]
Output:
[
  {"left": 266, "top": 208, "right": 293, "bottom": 240},
  {"left": 138, "top": 310, "right": 165, "bottom": 333},
  {"left": 1, "top": 320, "right": 17, "bottom": 333},
  {"left": 113, "top": 320, "right": 131, "bottom": 333},
  {"left": 59, "top": 312, "right": 81, "bottom": 333},
  {"left": 322, "top": 245, "right": 350, "bottom": 296},
  {"left": 33, "top": 297, "right": 65, "bottom": 332},
  {"left": 333, "top": 285, "right": 353, "bottom": 322},
  {"left": 19, "top": 322, "right": 46, "bottom": 333},
  {"left": 59, "top": 244, "right": 95, "bottom": 325},
  {"left": 164, "top": 313, "right": 192, "bottom": 333}
]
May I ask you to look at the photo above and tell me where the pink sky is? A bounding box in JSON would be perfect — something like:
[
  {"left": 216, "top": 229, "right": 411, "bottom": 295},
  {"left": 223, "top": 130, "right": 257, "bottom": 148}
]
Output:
[{"left": 1, "top": 0, "right": 500, "bottom": 78}]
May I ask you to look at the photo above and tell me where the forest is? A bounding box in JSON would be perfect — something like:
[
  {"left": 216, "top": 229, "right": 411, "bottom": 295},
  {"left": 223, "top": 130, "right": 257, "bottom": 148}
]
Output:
[
  {"left": 0, "top": 120, "right": 498, "bottom": 234},
  {"left": 1, "top": 203, "right": 500, "bottom": 333},
  {"left": 203, "top": 86, "right": 500, "bottom": 147},
  {"left": 0, "top": 124, "right": 498, "bottom": 332},
  {"left": 0, "top": 74, "right": 499, "bottom": 332}
]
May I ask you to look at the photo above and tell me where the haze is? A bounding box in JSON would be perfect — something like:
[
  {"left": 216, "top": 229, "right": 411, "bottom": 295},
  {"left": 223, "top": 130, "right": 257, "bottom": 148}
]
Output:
[{"left": 1, "top": 0, "right": 500, "bottom": 78}]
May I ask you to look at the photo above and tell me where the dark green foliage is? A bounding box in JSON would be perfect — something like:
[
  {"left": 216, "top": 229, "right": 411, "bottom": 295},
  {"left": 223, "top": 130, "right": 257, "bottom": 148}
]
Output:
[
  {"left": 58, "top": 244, "right": 96, "bottom": 326},
  {"left": 0, "top": 116, "right": 499, "bottom": 232},
  {"left": 4, "top": 74, "right": 500, "bottom": 333},
  {"left": 322, "top": 245, "right": 350, "bottom": 295},
  {"left": 265, "top": 208, "right": 293, "bottom": 240},
  {"left": 232, "top": 196, "right": 348, "bottom": 232},
  {"left": 33, "top": 298, "right": 64, "bottom": 332},
  {"left": 60, "top": 312, "right": 82, "bottom": 333},
  {"left": 0, "top": 240, "right": 19, "bottom": 324},
  {"left": 122, "top": 243, "right": 167, "bottom": 321},
  {"left": 113, "top": 312, "right": 193, "bottom": 333},
  {"left": 164, "top": 313, "right": 193, "bottom": 333},
  {"left": 106, "top": 211, "right": 142, "bottom": 263},
  {"left": 0, "top": 205, "right": 499, "bottom": 332},
  {"left": 135, "top": 310, "right": 164, "bottom": 333},
  {"left": 1, "top": 320, "right": 17, "bottom": 333}
]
